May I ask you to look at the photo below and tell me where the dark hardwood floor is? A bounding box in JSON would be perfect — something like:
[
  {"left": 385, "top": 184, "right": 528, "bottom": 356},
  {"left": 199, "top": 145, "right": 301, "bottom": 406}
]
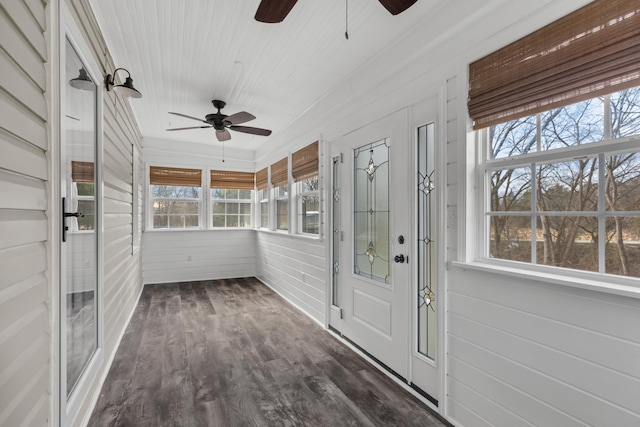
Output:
[{"left": 89, "top": 278, "right": 447, "bottom": 426}]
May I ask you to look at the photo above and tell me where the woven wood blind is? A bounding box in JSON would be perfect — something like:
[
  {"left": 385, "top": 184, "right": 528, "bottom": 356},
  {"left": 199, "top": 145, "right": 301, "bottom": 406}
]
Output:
[
  {"left": 210, "top": 170, "right": 255, "bottom": 190},
  {"left": 256, "top": 167, "right": 268, "bottom": 190},
  {"left": 292, "top": 141, "right": 319, "bottom": 182},
  {"left": 71, "top": 161, "right": 94, "bottom": 183},
  {"left": 149, "top": 166, "right": 202, "bottom": 187},
  {"left": 468, "top": 0, "right": 640, "bottom": 129},
  {"left": 270, "top": 157, "right": 288, "bottom": 187}
]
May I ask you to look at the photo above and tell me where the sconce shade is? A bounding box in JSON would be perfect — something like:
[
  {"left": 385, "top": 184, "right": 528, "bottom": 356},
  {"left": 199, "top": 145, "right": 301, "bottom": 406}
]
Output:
[
  {"left": 69, "top": 68, "right": 94, "bottom": 91},
  {"left": 105, "top": 68, "right": 142, "bottom": 98},
  {"left": 113, "top": 76, "right": 142, "bottom": 98}
]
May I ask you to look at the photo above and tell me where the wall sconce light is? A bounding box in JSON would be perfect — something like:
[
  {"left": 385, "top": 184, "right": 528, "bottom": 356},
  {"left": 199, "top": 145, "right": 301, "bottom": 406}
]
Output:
[
  {"left": 69, "top": 68, "right": 94, "bottom": 91},
  {"left": 104, "top": 68, "right": 142, "bottom": 98}
]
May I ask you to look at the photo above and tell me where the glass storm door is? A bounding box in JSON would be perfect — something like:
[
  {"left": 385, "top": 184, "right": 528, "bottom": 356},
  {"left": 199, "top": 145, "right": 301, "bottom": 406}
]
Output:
[
  {"left": 60, "top": 14, "right": 103, "bottom": 424},
  {"left": 338, "top": 109, "right": 411, "bottom": 379}
]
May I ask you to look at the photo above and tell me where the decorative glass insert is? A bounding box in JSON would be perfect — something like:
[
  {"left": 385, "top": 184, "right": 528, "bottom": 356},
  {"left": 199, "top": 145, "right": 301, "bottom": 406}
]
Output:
[
  {"left": 354, "top": 139, "right": 390, "bottom": 284},
  {"left": 417, "top": 123, "right": 436, "bottom": 360},
  {"left": 332, "top": 156, "right": 341, "bottom": 306}
]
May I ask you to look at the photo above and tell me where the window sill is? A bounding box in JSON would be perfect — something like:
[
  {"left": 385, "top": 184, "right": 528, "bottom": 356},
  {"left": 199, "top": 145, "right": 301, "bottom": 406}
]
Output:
[
  {"left": 256, "top": 228, "right": 323, "bottom": 242},
  {"left": 144, "top": 227, "right": 254, "bottom": 233},
  {"left": 450, "top": 260, "right": 640, "bottom": 300}
]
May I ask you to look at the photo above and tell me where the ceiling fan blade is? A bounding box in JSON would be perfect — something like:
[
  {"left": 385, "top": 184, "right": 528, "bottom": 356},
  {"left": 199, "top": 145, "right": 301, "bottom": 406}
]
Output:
[
  {"left": 229, "top": 125, "right": 272, "bottom": 137},
  {"left": 166, "top": 125, "right": 212, "bottom": 131},
  {"left": 378, "top": 0, "right": 418, "bottom": 15},
  {"left": 216, "top": 129, "right": 232, "bottom": 142},
  {"left": 169, "top": 112, "right": 208, "bottom": 124},
  {"left": 255, "top": 0, "right": 298, "bottom": 23},
  {"left": 225, "top": 111, "right": 256, "bottom": 125}
]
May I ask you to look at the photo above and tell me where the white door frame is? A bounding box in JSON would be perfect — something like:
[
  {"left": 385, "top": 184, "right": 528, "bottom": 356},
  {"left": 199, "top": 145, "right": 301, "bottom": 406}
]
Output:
[
  {"left": 326, "top": 94, "right": 447, "bottom": 414},
  {"left": 59, "top": 4, "right": 104, "bottom": 425}
]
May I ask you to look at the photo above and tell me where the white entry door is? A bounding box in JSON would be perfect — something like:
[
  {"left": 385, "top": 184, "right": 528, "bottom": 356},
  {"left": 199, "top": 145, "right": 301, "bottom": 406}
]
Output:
[
  {"left": 330, "top": 99, "right": 441, "bottom": 406},
  {"left": 339, "top": 109, "right": 411, "bottom": 379}
]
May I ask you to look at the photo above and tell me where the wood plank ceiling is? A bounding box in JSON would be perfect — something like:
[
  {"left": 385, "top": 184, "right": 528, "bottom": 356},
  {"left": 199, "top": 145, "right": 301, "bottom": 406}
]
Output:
[{"left": 88, "top": 0, "right": 440, "bottom": 151}]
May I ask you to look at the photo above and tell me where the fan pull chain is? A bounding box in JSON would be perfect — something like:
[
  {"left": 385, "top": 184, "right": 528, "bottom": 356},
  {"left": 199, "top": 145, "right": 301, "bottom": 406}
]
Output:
[
  {"left": 345, "top": 0, "right": 349, "bottom": 39},
  {"left": 222, "top": 140, "right": 226, "bottom": 163}
]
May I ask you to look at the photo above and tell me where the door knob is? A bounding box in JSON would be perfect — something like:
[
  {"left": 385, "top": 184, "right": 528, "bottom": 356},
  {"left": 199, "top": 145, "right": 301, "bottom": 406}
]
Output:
[{"left": 394, "top": 254, "right": 405, "bottom": 263}]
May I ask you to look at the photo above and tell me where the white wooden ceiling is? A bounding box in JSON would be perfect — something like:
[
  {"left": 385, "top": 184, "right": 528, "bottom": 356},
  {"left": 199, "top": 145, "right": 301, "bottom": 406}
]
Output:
[{"left": 88, "top": 0, "right": 441, "bottom": 151}]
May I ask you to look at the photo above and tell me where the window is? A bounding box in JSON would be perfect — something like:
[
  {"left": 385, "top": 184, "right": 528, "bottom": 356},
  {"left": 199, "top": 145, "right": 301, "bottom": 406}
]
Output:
[
  {"left": 71, "top": 161, "right": 94, "bottom": 231},
  {"left": 150, "top": 166, "right": 201, "bottom": 229},
  {"left": 211, "top": 189, "right": 252, "bottom": 227},
  {"left": 256, "top": 167, "right": 269, "bottom": 228},
  {"left": 292, "top": 141, "right": 319, "bottom": 235},
  {"left": 275, "top": 185, "right": 289, "bottom": 230},
  {"left": 258, "top": 188, "right": 269, "bottom": 228},
  {"left": 271, "top": 157, "right": 289, "bottom": 231},
  {"left": 210, "top": 170, "right": 254, "bottom": 228},
  {"left": 297, "top": 178, "right": 319, "bottom": 234},
  {"left": 484, "top": 88, "right": 640, "bottom": 277},
  {"left": 472, "top": 0, "right": 640, "bottom": 280}
]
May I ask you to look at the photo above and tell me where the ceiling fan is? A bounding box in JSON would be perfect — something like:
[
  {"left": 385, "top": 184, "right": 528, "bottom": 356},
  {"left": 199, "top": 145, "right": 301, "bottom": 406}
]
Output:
[
  {"left": 255, "top": 0, "right": 418, "bottom": 23},
  {"left": 166, "top": 100, "right": 272, "bottom": 142}
]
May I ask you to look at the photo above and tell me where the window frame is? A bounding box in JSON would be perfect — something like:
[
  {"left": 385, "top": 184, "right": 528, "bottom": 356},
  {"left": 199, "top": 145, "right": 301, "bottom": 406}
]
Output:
[
  {"left": 296, "top": 175, "right": 320, "bottom": 235},
  {"left": 274, "top": 184, "right": 289, "bottom": 231},
  {"left": 257, "top": 187, "right": 269, "bottom": 229},
  {"left": 476, "top": 91, "right": 640, "bottom": 283},
  {"left": 147, "top": 165, "right": 205, "bottom": 230},
  {"left": 210, "top": 187, "right": 254, "bottom": 229}
]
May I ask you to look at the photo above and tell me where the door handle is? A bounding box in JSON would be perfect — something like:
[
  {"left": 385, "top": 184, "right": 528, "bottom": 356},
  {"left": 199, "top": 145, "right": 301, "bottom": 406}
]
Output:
[
  {"left": 62, "top": 197, "right": 84, "bottom": 242},
  {"left": 394, "top": 254, "right": 405, "bottom": 263}
]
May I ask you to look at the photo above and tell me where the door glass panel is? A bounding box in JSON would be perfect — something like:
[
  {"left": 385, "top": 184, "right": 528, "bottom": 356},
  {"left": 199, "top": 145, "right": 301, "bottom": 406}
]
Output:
[
  {"left": 417, "top": 124, "right": 436, "bottom": 360},
  {"left": 332, "top": 156, "right": 341, "bottom": 306},
  {"left": 353, "top": 139, "right": 390, "bottom": 284},
  {"left": 65, "top": 37, "right": 98, "bottom": 397}
]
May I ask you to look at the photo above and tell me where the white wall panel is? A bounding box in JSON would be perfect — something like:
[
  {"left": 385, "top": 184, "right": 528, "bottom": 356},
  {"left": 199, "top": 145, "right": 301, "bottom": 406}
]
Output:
[
  {"left": 0, "top": 0, "right": 49, "bottom": 407},
  {"left": 255, "top": 232, "right": 326, "bottom": 324},
  {"left": 448, "top": 267, "right": 640, "bottom": 426},
  {"left": 142, "top": 230, "right": 256, "bottom": 284}
]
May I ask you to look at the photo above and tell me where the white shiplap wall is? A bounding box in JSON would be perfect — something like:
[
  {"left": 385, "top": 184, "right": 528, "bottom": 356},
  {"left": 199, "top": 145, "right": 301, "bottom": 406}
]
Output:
[
  {"left": 63, "top": 1, "right": 144, "bottom": 426},
  {"left": 447, "top": 267, "right": 640, "bottom": 426},
  {"left": 255, "top": 232, "right": 327, "bottom": 324},
  {"left": 0, "top": 0, "right": 50, "bottom": 425},
  {"left": 141, "top": 136, "right": 257, "bottom": 285},
  {"left": 142, "top": 230, "right": 256, "bottom": 284}
]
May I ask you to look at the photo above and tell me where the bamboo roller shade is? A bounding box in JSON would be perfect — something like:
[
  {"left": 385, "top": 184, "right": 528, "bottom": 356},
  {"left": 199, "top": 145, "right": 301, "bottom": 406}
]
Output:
[
  {"left": 292, "top": 141, "right": 319, "bottom": 182},
  {"left": 149, "top": 166, "right": 202, "bottom": 187},
  {"left": 71, "top": 161, "right": 94, "bottom": 183},
  {"left": 256, "top": 167, "right": 268, "bottom": 190},
  {"left": 271, "top": 157, "right": 288, "bottom": 187},
  {"left": 468, "top": 0, "right": 640, "bottom": 129},
  {"left": 210, "top": 170, "right": 255, "bottom": 190}
]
